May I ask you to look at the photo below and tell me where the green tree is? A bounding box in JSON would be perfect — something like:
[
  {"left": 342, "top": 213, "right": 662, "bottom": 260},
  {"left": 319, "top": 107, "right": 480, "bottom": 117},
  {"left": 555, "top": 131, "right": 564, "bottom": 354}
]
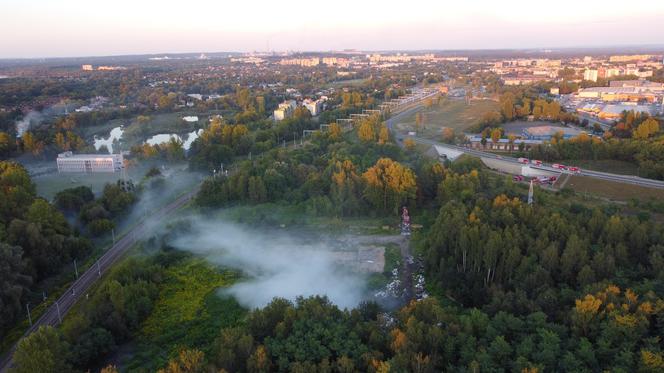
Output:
[{"left": 11, "top": 326, "right": 71, "bottom": 373}]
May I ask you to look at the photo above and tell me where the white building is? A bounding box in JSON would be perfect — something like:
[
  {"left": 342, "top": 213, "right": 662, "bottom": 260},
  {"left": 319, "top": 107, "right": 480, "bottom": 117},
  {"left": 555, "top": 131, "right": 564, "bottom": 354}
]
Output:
[
  {"left": 303, "top": 99, "right": 323, "bottom": 116},
  {"left": 273, "top": 100, "right": 297, "bottom": 121},
  {"left": 583, "top": 69, "right": 598, "bottom": 82},
  {"left": 81, "top": 64, "right": 93, "bottom": 71},
  {"left": 182, "top": 116, "right": 199, "bottom": 123},
  {"left": 57, "top": 152, "right": 123, "bottom": 173}
]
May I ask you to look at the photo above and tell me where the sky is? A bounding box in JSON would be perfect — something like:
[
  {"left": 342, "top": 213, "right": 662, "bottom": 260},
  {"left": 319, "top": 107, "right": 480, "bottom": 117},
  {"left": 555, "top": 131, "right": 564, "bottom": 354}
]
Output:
[{"left": 1, "top": 0, "right": 664, "bottom": 58}]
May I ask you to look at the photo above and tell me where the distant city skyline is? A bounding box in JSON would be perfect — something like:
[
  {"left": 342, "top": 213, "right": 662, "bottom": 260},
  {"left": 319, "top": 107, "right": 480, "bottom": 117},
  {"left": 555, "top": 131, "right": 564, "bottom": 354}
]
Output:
[{"left": 2, "top": 0, "right": 664, "bottom": 58}]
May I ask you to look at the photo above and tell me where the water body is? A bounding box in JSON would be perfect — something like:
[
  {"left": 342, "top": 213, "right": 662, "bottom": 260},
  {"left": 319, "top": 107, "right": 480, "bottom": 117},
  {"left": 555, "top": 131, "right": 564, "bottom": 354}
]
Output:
[
  {"left": 93, "top": 126, "right": 124, "bottom": 153},
  {"left": 93, "top": 127, "right": 202, "bottom": 153},
  {"left": 145, "top": 129, "right": 203, "bottom": 150}
]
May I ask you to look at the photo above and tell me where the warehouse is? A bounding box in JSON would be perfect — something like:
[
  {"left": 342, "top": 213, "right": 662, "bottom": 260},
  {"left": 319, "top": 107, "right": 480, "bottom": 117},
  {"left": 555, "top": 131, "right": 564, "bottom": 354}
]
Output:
[{"left": 56, "top": 151, "right": 123, "bottom": 173}]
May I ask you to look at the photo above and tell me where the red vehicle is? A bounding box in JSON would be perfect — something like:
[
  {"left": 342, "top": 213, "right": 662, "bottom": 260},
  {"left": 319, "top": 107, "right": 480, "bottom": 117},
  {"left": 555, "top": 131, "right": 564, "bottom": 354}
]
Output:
[
  {"left": 513, "top": 175, "right": 524, "bottom": 182},
  {"left": 568, "top": 166, "right": 581, "bottom": 174},
  {"left": 517, "top": 157, "right": 529, "bottom": 164},
  {"left": 552, "top": 163, "right": 566, "bottom": 170},
  {"left": 531, "top": 160, "right": 543, "bottom": 166},
  {"left": 549, "top": 176, "right": 558, "bottom": 182}
]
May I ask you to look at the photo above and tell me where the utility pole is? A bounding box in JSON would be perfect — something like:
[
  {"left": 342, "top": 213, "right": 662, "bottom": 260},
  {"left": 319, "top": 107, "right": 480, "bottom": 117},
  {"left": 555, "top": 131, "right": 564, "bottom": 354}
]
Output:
[
  {"left": 26, "top": 303, "right": 32, "bottom": 326},
  {"left": 56, "top": 301, "right": 62, "bottom": 323},
  {"left": 97, "top": 261, "right": 101, "bottom": 278},
  {"left": 74, "top": 259, "right": 79, "bottom": 279},
  {"left": 112, "top": 228, "right": 115, "bottom": 244}
]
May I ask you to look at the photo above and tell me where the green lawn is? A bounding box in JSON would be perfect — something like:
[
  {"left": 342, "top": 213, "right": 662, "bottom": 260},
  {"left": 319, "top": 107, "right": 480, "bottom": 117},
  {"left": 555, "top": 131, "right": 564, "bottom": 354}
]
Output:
[{"left": 395, "top": 98, "right": 499, "bottom": 139}]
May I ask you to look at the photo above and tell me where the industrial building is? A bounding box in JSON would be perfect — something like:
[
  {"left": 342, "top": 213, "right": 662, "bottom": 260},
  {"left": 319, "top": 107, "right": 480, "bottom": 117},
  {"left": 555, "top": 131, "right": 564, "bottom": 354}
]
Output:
[
  {"left": 56, "top": 151, "right": 123, "bottom": 173},
  {"left": 522, "top": 126, "right": 584, "bottom": 141}
]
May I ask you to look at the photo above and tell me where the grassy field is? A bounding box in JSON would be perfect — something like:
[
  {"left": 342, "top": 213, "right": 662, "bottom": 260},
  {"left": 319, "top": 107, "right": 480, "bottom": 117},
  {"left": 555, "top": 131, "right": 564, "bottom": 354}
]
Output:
[
  {"left": 32, "top": 160, "right": 196, "bottom": 200},
  {"left": 559, "top": 159, "right": 640, "bottom": 176},
  {"left": 395, "top": 98, "right": 499, "bottom": 139},
  {"left": 565, "top": 175, "right": 664, "bottom": 202},
  {"left": 325, "top": 78, "right": 368, "bottom": 89},
  {"left": 125, "top": 259, "right": 245, "bottom": 372},
  {"left": 215, "top": 203, "right": 400, "bottom": 235}
]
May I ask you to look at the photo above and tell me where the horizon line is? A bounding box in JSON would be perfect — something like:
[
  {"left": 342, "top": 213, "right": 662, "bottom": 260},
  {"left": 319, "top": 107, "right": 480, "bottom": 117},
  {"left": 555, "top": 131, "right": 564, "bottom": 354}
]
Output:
[{"left": 2, "top": 43, "right": 664, "bottom": 61}]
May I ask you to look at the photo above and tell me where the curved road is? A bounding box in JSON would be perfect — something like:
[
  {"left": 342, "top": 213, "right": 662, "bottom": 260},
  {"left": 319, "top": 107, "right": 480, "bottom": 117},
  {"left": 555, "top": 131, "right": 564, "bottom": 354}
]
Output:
[
  {"left": 386, "top": 105, "right": 664, "bottom": 190},
  {"left": 0, "top": 188, "right": 198, "bottom": 373}
]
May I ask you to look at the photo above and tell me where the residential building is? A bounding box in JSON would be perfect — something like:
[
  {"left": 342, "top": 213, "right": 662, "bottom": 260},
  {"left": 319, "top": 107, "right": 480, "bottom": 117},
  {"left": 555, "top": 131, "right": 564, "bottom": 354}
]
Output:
[
  {"left": 583, "top": 69, "right": 598, "bottom": 82},
  {"left": 274, "top": 100, "right": 297, "bottom": 121},
  {"left": 82, "top": 64, "right": 93, "bottom": 71},
  {"left": 279, "top": 58, "right": 320, "bottom": 67},
  {"left": 609, "top": 55, "right": 653, "bottom": 63},
  {"left": 57, "top": 152, "right": 123, "bottom": 173},
  {"left": 303, "top": 99, "right": 323, "bottom": 116}
]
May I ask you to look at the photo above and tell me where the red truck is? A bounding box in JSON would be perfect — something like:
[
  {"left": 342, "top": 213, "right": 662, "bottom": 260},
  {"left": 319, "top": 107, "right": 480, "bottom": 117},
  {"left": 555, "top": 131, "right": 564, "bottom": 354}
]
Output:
[{"left": 568, "top": 166, "right": 581, "bottom": 174}]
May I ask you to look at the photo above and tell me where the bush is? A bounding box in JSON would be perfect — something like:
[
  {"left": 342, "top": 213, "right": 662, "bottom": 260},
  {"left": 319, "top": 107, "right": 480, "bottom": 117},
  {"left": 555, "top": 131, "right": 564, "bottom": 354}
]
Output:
[{"left": 88, "top": 219, "right": 114, "bottom": 236}]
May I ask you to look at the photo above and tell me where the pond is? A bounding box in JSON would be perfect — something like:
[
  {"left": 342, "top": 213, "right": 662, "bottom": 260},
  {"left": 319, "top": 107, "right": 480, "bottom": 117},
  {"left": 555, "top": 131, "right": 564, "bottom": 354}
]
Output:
[
  {"left": 145, "top": 129, "right": 203, "bottom": 150},
  {"left": 93, "top": 126, "right": 124, "bottom": 153},
  {"left": 93, "top": 127, "right": 202, "bottom": 153}
]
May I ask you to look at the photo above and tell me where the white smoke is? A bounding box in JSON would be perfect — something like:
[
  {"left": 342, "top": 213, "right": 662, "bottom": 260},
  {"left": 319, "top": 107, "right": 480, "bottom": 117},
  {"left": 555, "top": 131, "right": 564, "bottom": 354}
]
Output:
[
  {"left": 15, "top": 111, "right": 42, "bottom": 137},
  {"left": 167, "top": 218, "right": 367, "bottom": 309}
]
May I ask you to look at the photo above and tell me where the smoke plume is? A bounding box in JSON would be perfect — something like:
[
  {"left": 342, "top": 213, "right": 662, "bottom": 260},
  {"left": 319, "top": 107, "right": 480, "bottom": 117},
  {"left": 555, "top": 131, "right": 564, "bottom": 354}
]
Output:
[
  {"left": 15, "top": 111, "right": 42, "bottom": 137},
  {"left": 167, "top": 218, "right": 367, "bottom": 309}
]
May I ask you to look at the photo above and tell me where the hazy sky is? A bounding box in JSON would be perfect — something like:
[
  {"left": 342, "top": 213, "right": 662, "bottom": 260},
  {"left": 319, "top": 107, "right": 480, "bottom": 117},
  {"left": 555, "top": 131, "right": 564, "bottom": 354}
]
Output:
[{"left": 2, "top": 0, "right": 664, "bottom": 58}]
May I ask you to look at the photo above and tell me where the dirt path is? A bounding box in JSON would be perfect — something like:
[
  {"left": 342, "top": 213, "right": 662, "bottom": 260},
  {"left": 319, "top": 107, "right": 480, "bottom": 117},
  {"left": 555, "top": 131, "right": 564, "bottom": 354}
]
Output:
[{"left": 337, "top": 234, "right": 416, "bottom": 306}]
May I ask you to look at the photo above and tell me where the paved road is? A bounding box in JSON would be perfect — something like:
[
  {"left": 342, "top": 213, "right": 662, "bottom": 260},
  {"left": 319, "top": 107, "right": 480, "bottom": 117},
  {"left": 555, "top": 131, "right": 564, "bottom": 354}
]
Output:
[
  {"left": 0, "top": 188, "right": 198, "bottom": 373},
  {"left": 386, "top": 110, "right": 664, "bottom": 190}
]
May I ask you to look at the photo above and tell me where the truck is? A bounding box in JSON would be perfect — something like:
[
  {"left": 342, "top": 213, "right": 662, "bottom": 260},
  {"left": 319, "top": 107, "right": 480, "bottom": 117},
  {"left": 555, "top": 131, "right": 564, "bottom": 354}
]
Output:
[
  {"left": 531, "top": 159, "right": 543, "bottom": 166},
  {"left": 552, "top": 163, "right": 566, "bottom": 170},
  {"left": 517, "top": 157, "right": 529, "bottom": 164},
  {"left": 568, "top": 166, "right": 581, "bottom": 174}
]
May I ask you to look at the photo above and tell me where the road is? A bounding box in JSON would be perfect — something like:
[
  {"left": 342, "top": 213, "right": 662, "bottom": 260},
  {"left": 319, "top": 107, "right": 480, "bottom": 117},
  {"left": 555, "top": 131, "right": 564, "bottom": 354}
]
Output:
[
  {"left": 386, "top": 109, "right": 664, "bottom": 190},
  {"left": 0, "top": 188, "right": 198, "bottom": 373}
]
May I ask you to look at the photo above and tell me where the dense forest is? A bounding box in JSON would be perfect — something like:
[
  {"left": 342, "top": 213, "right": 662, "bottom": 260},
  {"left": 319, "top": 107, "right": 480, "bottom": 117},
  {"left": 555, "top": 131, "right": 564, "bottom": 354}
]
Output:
[
  {"left": 3, "top": 59, "right": 664, "bottom": 372},
  {"left": 10, "top": 154, "right": 664, "bottom": 372},
  {"left": 0, "top": 162, "right": 91, "bottom": 333}
]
